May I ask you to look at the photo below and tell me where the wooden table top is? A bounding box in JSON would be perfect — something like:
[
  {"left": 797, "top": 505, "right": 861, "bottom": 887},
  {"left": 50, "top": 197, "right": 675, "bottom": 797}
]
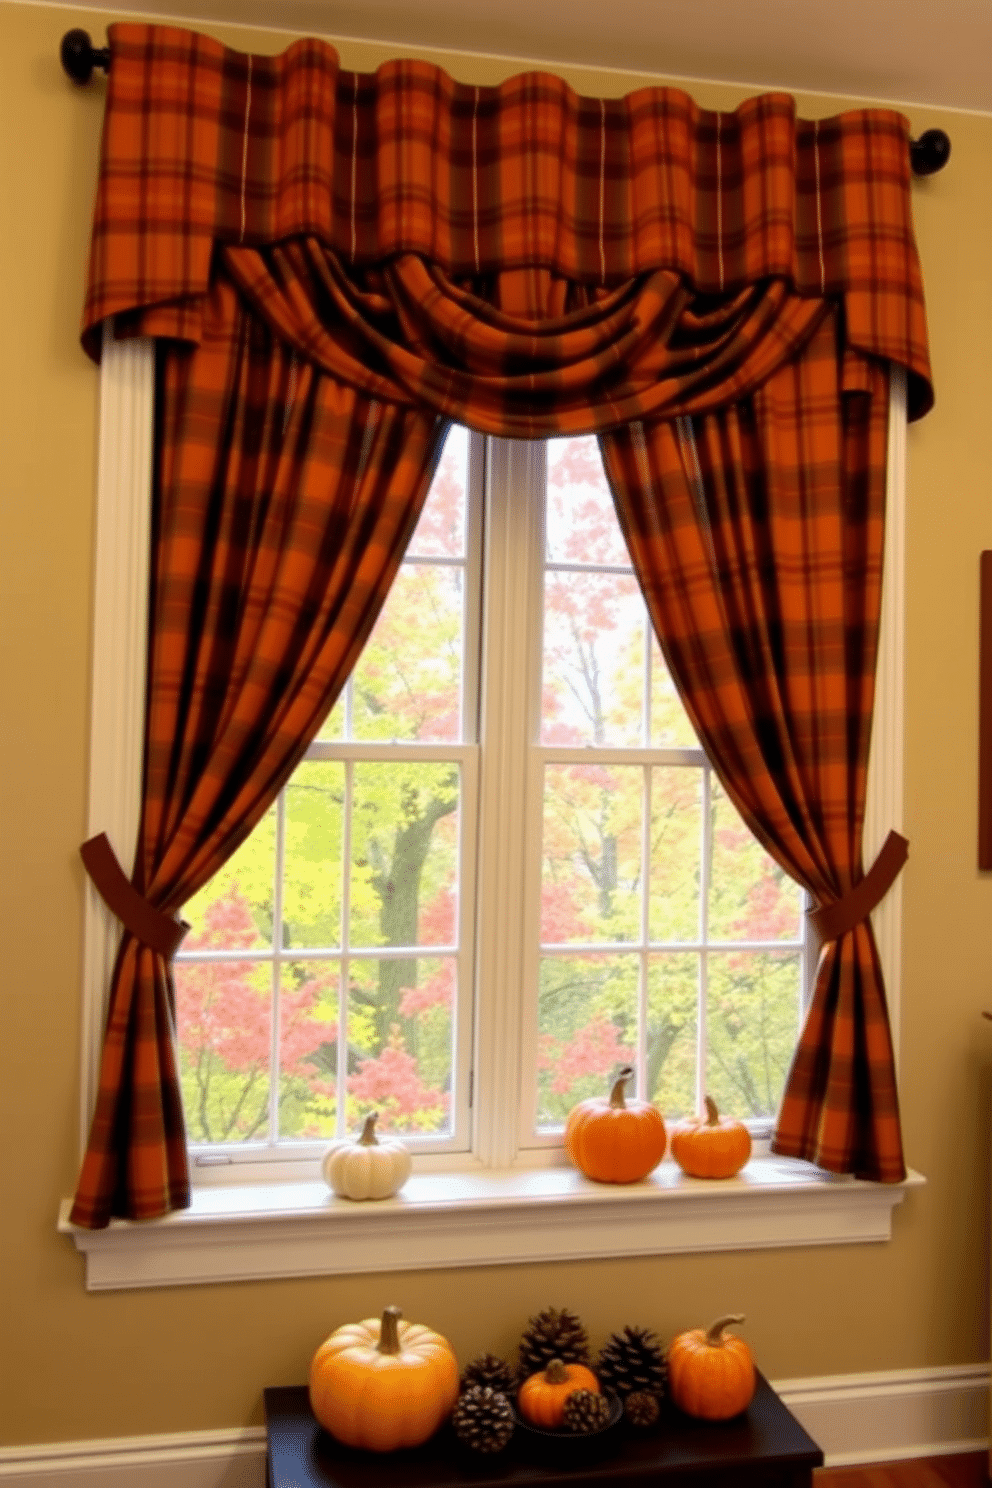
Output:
[{"left": 264, "top": 1371, "right": 824, "bottom": 1488}]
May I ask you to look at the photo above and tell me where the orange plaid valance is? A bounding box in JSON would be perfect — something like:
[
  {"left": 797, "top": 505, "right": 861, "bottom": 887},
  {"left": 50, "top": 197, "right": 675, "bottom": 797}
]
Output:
[{"left": 81, "top": 24, "right": 932, "bottom": 418}]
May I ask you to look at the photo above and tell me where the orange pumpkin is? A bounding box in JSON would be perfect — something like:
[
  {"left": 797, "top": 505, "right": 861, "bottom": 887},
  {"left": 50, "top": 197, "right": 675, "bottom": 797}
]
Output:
[
  {"left": 564, "top": 1066, "right": 666, "bottom": 1183},
  {"left": 309, "top": 1305, "right": 459, "bottom": 1450},
  {"left": 517, "top": 1358, "right": 601, "bottom": 1428},
  {"left": 666, "top": 1314, "right": 756, "bottom": 1420},
  {"left": 669, "top": 1096, "right": 752, "bottom": 1179}
]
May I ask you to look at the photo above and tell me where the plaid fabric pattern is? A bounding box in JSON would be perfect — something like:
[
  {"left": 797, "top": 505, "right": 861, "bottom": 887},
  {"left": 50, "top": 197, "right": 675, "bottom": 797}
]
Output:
[
  {"left": 218, "top": 241, "right": 833, "bottom": 437},
  {"left": 71, "top": 22, "right": 932, "bottom": 1223},
  {"left": 601, "top": 314, "right": 903, "bottom": 1181},
  {"left": 69, "top": 279, "right": 444, "bottom": 1228},
  {"left": 82, "top": 24, "right": 932, "bottom": 420}
]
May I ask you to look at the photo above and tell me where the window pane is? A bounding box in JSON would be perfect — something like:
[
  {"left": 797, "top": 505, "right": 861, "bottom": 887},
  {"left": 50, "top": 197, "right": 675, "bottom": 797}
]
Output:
[
  {"left": 649, "top": 766, "right": 702, "bottom": 942},
  {"left": 346, "top": 956, "right": 454, "bottom": 1135},
  {"left": 283, "top": 762, "right": 344, "bottom": 950},
  {"left": 278, "top": 960, "right": 340, "bottom": 1140},
  {"left": 316, "top": 692, "right": 345, "bottom": 743},
  {"left": 175, "top": 958, "right": 272, "bottom": 1143},
  {"left": 542, "top": 764, "right": 642, "bottom": 943},
  {"left": 350, "top": 762, "right": 460, "bottom": 949},
  {"left": 542, "top": 572, "right": 645, "bottom": 746},
  {"left": 535, "top": 953, "right": 638, "bottom": 1127},
  {"left": 708, "top": 777, "right": 803, "bottom": 942},
  {"left": 705, "top": 950, "right": 801, "bottom": 1119},
  {"left": 182, "top": 806, "right": 275, "bottom": 948},
  {"left": 314, "top": 426, "right": 469, "bottom": 744},
  {"left": 350, "top": 564, "right": 465, "bottom": 742},
  {"left": 407, "top": 424, "right": 468, "bottom": 559},
  {"left": 647, "top": 953, "right": 698, "bottom": 1118},
  {"left": 650, "top": 637, "right": 700, "bottom": 749},
  {"left": 545, "top": 436, "right": 629, "bottom": 567}
]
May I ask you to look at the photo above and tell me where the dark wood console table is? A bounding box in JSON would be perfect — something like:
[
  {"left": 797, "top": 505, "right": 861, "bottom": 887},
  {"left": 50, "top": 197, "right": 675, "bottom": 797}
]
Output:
[{"left": 264, "top": 1372, "right": 823, "bottom": 1488}]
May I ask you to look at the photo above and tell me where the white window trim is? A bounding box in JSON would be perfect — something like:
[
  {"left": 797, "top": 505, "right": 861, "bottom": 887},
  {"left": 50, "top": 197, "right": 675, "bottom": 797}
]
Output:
[{"left": 60, "top": 331, "right": 920, "bottom": 1289}]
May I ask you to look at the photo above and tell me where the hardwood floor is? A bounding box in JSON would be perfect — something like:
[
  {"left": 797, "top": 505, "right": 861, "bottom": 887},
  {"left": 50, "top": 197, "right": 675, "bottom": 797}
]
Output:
[{"left": 815, "top": 1451, "right": 988, "bottom": 1487}]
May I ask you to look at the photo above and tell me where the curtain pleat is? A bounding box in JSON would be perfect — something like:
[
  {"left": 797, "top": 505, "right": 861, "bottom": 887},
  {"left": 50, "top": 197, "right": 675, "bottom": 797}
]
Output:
[{"left": 219, "top": 243, "right": 829, "bottom": 436}]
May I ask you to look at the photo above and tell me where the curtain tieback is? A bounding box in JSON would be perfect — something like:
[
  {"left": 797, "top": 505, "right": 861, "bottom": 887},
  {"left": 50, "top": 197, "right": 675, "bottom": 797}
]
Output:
[
  {"left": 80, "top": 833, "right": 189, "bottom": 959},
  {"left": 808, "top": 830, "right": 909, "bottom": 943}
]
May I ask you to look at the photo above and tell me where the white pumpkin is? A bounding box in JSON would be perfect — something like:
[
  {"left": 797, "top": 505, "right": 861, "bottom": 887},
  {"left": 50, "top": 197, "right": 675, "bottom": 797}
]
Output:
[{"left": 322, "top": 1113, "right": 412, "bottom": 1200}]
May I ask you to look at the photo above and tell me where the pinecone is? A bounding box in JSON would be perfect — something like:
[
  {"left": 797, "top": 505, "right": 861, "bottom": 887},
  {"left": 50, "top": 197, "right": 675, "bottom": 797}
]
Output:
[
  {"left": 625, "top": 1390, "right": 661, "bottom": 1429},
  {"left": 595, "top": 1325, "right": 667, "bottom": 1400},
  {"left": 517, "top": 1307, "right": 590, "bottom": 1378},
  {"left": 451, "top": 1387, "right": 515, "bottom": 1454},
  {"left": 460, "top": 1352, "right": 517, "bottom": 1396},
  {"left": 562, "top": 1390, "right": 612, "bottom": 1434}
]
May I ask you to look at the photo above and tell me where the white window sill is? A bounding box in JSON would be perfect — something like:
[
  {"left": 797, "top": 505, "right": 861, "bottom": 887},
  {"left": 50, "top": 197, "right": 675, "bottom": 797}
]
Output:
[{"left": 58, "top": 1157, "right": 925, "bottom": 1291}]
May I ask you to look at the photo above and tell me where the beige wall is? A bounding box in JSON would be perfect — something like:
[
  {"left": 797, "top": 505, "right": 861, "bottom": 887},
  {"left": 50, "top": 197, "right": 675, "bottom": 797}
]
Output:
[{"left": 2, "top": 0, "right": 991, "bottom": 1449}]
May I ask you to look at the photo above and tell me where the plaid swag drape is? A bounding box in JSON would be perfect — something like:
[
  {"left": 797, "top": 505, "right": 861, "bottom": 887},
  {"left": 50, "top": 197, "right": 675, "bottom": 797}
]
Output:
[{"left": 71, "top": 23, "right": 933, "bottom": 1228}]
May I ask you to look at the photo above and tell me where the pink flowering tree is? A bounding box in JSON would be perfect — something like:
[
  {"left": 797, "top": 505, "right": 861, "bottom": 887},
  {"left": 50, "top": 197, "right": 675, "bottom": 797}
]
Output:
[{"left": 175, "top": 888, "right": 334, "bottom": 1142}]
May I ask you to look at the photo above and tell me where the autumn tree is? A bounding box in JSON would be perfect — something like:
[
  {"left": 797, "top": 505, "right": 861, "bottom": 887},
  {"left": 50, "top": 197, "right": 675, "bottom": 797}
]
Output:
[
  {"left": 176, "top": 433, "right": 469, "bottom": 1142},
  {"left": 536, "top": 436, "right": 802, "bottom": 1123},
  {"left": 175, "top": 887, "right": 334, "bottom": 1141}
]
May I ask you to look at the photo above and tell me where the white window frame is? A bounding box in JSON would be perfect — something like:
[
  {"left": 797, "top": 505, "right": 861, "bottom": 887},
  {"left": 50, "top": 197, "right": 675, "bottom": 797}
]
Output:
[{"left": 60, "top": 326, "right": 921, "bottom": 1290}]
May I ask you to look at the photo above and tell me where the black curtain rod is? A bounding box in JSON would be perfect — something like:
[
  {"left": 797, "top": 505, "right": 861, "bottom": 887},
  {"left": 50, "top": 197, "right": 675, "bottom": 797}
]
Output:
[{"left": 59, "top": 27, "right": 952, "bottom": 176}]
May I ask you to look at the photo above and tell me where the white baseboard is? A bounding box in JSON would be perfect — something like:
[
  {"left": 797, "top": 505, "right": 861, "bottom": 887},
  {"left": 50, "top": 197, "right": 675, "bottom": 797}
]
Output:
[
  {"left": 0, "top": 1428, "right": 267, "bottom": 1488},
  {"left": 773, "top": 1361, "right": 990, "bottom": 1467},
  {"left": 1, "top": 1364, "right": 988, "bottom": 1483}
]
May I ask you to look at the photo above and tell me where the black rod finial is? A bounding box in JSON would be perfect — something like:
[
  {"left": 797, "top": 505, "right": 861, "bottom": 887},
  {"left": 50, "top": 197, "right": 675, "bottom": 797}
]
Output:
[
  {"left": 60, "top": 29, "right": 111, "bottom": 85},
  {"left": 910, "top": 128, "right": 951, "bottom": 176}
]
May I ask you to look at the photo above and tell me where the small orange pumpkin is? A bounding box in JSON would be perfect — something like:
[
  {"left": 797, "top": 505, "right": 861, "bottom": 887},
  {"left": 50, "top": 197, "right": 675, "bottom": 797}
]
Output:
[
  {"left": 669, "top": 1096, "right": 752, "bottom": 1179},
  {"left": 517, "top": 1358, "right": 601, "bottom": 1428},
  {"left": 564, "top": 1066, "right": 666, "bottom": 1183},
  {"left": 666, "top": 1314, "right": 756, "bottom": 1420},
  {"left": 309, "top": 1305, "right": 459, "bottom": 1450}
]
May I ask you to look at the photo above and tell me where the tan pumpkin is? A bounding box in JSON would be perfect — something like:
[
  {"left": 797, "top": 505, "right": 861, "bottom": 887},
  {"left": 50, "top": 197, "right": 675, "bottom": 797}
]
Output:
[
  {"left": 666, "top": 1314, "right": 756, "bottom": 1420},
  {"left": 309, "top": 1305, "right": 459, "bottom": 1450},
  {"left": 517, "top": 1358, "right": 601, "bottom": 1428},
  {"left": 669, "top": 1096, "right": 752, "bottom": 1179},
  {"left": 322, "top": 1112, "right": 412, "bottom": 1200},
  {"left": 564, "top": 1066, "right": 666, "bottom": 1183}
]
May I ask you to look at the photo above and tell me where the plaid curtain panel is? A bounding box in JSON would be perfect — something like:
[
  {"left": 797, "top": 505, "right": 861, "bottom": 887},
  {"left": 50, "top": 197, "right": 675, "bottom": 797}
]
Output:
[
  {"left": 602, "top": 316, "right": 901, "bottom": 1180},
  {"left": 72, "top": 23, "right": 932, "bottom": 1225},
  {"left": 70, "top": 279, "right": 445, "bottom": 1228}
]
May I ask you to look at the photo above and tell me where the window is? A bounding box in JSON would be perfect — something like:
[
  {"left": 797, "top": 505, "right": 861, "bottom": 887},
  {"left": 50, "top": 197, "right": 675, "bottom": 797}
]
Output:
[
  {"left": 174, "top": 424, "right": 818, "bottom": 1176},
  {"left": 62, "top": 334, "right": 917, "bottom": 1288}
]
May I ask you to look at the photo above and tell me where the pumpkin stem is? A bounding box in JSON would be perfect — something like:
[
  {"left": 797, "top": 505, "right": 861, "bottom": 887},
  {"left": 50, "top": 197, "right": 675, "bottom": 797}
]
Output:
[
  {"left": 609, "top": 1065, "right": 634, "bottom": 1109},
  {"left": 358, "top": 1112, "right": 379, "bottom": 1146},
  {"left": 704, "top": 1095, "right": 720, "bottom": 1126},
  {"left": 704, "top": 1314, "right": 745, "bottom": 1347},
  {"left": 377, "top": 1305, "right": 403, "bottom": 1355},
  {"left": 544, "top": 1358, "right": 569, "bottom": 1384}
]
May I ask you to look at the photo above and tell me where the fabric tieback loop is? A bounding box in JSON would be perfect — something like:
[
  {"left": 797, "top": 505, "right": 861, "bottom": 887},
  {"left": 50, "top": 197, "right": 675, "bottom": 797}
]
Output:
[
  {"left": 808, "top": 830, "right": 909, "bottom": 943},
  {"left": 80, "top": 833, "right": 189, "bottom": 960}
]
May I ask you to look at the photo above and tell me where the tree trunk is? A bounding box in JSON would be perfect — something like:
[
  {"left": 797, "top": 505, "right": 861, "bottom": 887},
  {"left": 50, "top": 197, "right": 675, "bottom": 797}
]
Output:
[{"left": 370, "top": 781, "right": 457, "bottom": 1047}]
